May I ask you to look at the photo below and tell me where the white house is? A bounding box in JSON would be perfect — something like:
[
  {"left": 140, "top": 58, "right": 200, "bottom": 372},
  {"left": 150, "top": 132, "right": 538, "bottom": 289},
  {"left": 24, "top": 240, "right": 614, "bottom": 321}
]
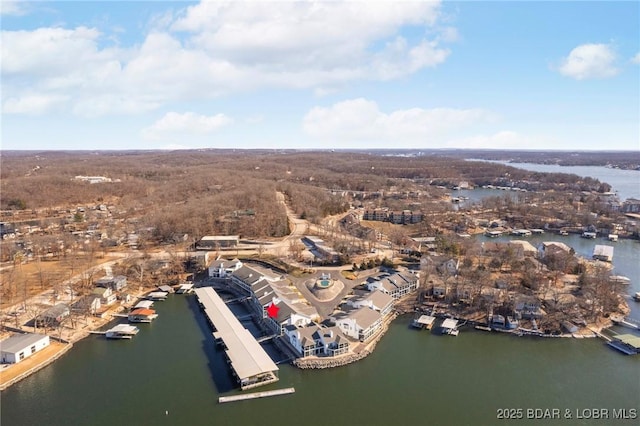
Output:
[
  {"left": 208, "top": 258, "right": 243, "bottom": 278},
  {"left": 365, "top": 272, "right": 418, "bottom": 299},
  {"left": 92, "top": 286, "right": 117, "bottom": 306},
  {"left": 1, "top": 333, "right": 50, "bottom": 364},
  {"left": 284, "top": 324, "right": 350, "bottom": 358},
  {"left": 346, "top": 291, "right": 394, "bottom": 317},
  {"left": 333, "top": 307, "right": 382, "bottom": 342}
]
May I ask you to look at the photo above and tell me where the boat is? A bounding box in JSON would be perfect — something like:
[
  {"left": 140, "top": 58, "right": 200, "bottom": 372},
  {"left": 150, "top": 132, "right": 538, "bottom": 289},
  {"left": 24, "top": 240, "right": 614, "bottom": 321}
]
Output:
[
  {"left": 105, "top": 324, "right": 139, "bottom": 339},
  {"left": 633, "top": 292, "right": 640, "bottom": 302},
  {"left": 608, "top": 234, "right": 619, "bottom": 242},
  {"left": 485, "top": 230, "right": 503, "bottom": 238},
  {"left": 559, "top": 230, "right": 569, "bottom": 236},
  {"left": 581, "top": 231, "right": 597, "bottom": 239}
]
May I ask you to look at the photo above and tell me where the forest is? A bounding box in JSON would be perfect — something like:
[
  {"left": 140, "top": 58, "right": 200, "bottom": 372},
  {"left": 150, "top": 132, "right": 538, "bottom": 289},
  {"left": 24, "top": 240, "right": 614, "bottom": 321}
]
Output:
[{"left": 1, "top": 149, "right": 615, "bottom": 244}]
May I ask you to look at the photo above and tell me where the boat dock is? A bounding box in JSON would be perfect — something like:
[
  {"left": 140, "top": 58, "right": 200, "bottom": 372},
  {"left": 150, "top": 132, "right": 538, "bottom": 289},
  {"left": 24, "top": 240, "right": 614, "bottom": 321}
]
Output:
[
  {"left": 218, "top": 387, "right": 295, "bottom": 404},
  {"left": 411, "top": 315, "right": 436, "bottom": 330},
  {"left": 194, "top": 287, "right": 279, "bottom": 390}
]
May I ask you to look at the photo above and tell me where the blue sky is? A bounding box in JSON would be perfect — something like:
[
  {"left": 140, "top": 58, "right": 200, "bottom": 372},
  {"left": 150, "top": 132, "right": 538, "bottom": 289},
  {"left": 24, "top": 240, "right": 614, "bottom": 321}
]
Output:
[{"left": 1, "top": 0, "right": 639, "bottom": 151}]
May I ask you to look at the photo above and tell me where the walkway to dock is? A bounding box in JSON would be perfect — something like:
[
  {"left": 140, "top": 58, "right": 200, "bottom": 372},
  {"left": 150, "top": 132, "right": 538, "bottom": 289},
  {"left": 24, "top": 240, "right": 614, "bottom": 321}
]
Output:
[
  {"left": 218, "top": 387, "right": 295, "bottom": 403},
  {"left": 194, "top": 287, "right": 279, "bottom": 390}
]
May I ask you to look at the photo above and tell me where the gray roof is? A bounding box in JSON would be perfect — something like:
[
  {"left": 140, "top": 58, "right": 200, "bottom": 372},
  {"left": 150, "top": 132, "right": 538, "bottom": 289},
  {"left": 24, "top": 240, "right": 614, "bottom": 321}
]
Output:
[
  {"left": 195, "top": 287, "right": 278, "bottom": 380},
  {"left": 1, "top": 333, "right": 49, "bottom": 354},
  {"left": 347, "top": 307, "right": 381, "bottom": 329}
]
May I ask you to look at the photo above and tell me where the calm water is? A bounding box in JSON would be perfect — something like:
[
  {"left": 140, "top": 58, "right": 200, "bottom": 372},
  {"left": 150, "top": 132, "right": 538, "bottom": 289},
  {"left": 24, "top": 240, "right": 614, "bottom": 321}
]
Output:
[
  {"left": 2, "top": 164, "right": 639, "bottom": 425},
  {"left": 2, "top": 235, "right": 639, "bottom": 426},
  {"left": 480, "top": 161, "right": 640, "bottom": 201}
]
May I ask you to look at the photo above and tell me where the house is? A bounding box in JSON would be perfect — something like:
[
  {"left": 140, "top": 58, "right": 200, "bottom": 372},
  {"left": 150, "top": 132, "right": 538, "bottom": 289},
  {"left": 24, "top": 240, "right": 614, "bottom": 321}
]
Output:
[
  {"left": 592, "top": 245, "right": 614, "bottom": 262},
  {"left": 95, "top": 275, "right": 127, "bottom": 291},
  {"left": 621, "top": 198, "right": 640, "bottom": 214},
  {"left": 91, "top": 286, "right": 117, "bottom": 306},
  {"left": 72, "top": 295, "right": 101, "bottom": 315},
  {"left": 514, "top": 296, "right": 544, "bottom": 319},
  {"left": 508, "top": 240, "right": 538, "bottom": 257},
  {"left": 1, "top": 333, "right": 50, "bottom": 364},
  {"left": 36, "top": 304, "right": 70, "bottom": 326},
  {"left": 438, "top": 258, "right": 459, "bottom": 276},
  {"left": 333, "top": 307, "right": 383, "bottom": 342},
  {"left": 346, "top": 290, "right": 394, "bottom": 316},
  {"left": 209, "top": 258, "right": 243, "bottom": 278},
  {"left": 364, "top": 271, "right": 418, "bottom": 299},
  {"left": 284, "top": 324, "right": 350, "bottom": 358}
]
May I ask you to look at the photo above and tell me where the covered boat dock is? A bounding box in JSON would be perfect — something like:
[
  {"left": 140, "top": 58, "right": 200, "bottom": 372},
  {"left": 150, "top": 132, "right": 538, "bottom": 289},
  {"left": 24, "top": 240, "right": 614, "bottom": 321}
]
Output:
[{"left": 194, "top": 287, "right": 279, "bottom": 390}]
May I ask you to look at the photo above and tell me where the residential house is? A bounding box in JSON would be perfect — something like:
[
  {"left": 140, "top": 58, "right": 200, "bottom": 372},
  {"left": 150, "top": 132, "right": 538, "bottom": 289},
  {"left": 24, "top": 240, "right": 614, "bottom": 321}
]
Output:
[
  {"left": 1, "top": 333, "right": 50, "bottom": 364},
  {"left": 72, "top": 295, "right": 101, "bottom": 315},
  {"left": 36, "top": 304, "right": 70, "bottom": 327},
  {"left": 95, "top": 275, "right": 127, "bottom": 291},
  {"left": 514, "top": 296, "right": 544, "bottom": 319},
  {"left": 92, "top": 286, "right": 117, "bottom": 306}
]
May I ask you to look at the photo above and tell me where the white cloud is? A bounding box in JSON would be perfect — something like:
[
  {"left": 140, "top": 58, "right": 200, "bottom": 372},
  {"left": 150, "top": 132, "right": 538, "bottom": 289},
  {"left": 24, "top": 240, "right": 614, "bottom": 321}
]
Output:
[
  {"left": 142, "top": 111, "right": 233, "bottom": 140},
  {"left": 631, "top": 52, "right": 640, "bottom": 64},
  {"left": 3, "top": 93, "right": 68, "bottom": 114},
  {"left": 303, "top": 98, "right": 495, "bottom": 144},
  {"left": 557, "top": 43, "right": 619, "bottom": 80},
  {"left": 1, "top": 0, "right": 28, "bottom": 15},
  {"left": 1, "top": 1, "right": 453, "bottom": 116}
]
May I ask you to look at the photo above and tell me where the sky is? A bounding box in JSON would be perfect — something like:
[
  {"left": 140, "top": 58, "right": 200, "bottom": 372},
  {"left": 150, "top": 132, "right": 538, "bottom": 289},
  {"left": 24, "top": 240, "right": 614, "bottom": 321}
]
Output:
[{"left": 1, "top": 0, "right": 639, "bottom": 151}]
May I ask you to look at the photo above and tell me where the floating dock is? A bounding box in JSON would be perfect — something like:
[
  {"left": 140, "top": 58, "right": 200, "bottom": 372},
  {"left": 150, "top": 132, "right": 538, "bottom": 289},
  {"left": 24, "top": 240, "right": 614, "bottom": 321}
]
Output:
[{"left": 218, "top": 387, "right": 295, "bottom": 404}]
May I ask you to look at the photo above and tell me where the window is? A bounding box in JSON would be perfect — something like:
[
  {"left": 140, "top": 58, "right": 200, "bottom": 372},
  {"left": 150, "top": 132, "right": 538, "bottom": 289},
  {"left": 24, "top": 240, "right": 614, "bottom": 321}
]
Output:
[
  {"left": 19, "top": 352, "right": 25, "bottom": 360},
  {"left": 31, "top": 345, "right": 36, "bottom": 354}
]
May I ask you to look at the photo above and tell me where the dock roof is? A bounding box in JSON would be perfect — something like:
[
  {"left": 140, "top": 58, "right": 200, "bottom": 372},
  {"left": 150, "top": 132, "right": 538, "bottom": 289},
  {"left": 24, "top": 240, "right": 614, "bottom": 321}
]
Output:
[
  {"left": 441, "top": 318, "right": 458, "bottom": 329},
  {"left": 195, "top": 287, "right": 278, "bottom": 381},
  {"left": 614, "top": 334, "right": 640, "bottom": 349}
]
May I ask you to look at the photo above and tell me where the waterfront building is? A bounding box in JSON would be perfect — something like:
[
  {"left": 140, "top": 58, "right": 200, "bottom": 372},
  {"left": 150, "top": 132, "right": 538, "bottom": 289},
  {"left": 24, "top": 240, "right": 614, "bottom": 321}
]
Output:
[
  {"left": 284, "top": 324, "right": 350, "bottom": 358},
  {"left": 346, "top": 290, "right": 394, "bottom": 316},
  {"left": 91, "top": 287, "right": 117, "bottom": 306},
  {"left": 592, "top": 245, "right": 614, "bottom": 262},
  {"left": 72, "top": 295, "right": 101, "bottom": 315},
  {"left": 333, "top": 307, "right": 383, "bottom": 342},
  {"left": 0, "top": 333, "right": 50, "bottom": 364},
  {"left": 194, "top": 287, "right": 279, "bottom": 389},
  {"left": 209, "top": 258, "right": 243, "bottom": 278},
  {"left": 364, "top": 271, "right": 418, "bottom": 299}
]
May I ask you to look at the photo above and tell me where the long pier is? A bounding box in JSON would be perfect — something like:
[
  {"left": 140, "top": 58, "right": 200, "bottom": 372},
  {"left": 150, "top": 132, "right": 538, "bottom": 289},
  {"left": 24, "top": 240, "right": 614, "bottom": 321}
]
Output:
[{"left": 218, "top": 387, "right": 295, "bottom": 404}]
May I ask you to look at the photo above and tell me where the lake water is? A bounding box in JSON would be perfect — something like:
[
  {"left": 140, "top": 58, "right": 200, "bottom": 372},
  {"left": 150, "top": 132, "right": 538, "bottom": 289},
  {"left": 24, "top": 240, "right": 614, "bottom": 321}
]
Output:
[
  {"left": 477, "top": 161, "right": 640, "bottom": 201},
  {"left": 2, "top": 164, "right": 639, "bottom": 426},
  {"left": 2, "top": 233, "right": 639, "bottom": 426}
]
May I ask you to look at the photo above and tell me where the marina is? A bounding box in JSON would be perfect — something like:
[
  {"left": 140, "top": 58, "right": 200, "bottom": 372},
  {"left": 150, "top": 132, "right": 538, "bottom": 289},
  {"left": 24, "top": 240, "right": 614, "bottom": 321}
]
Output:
[
  {"left": 411, "top": 314, "right": 436, "bottom": 330},
  {"left": 194, "top": 287, "right": 279, "bottom": 390}
]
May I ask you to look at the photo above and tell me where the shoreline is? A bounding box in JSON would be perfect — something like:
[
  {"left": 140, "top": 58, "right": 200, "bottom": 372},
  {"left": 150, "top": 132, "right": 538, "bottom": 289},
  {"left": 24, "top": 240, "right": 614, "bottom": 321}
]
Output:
[{"left": 0, "top": 285, "right": 629, "bottom": 390}]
